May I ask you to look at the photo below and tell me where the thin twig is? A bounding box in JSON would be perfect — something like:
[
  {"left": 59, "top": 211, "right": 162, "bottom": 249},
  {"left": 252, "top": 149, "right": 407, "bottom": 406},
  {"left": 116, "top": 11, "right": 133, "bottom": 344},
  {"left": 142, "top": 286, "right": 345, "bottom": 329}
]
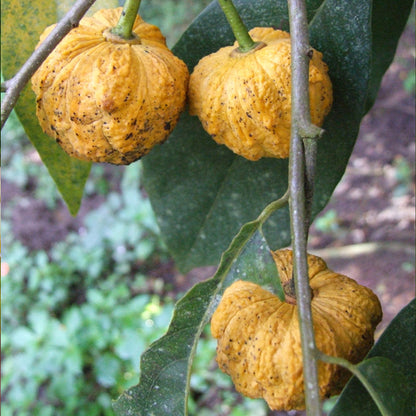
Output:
[
  {"left": 1, "top": 0, "right": 97, "bottom": 129},
  {"left": 258, "top": 189, "right": 290, "bottom": 225},
  {"left": 1, "top": 81, "right": 10, "bottom": 93},
  {"left": 287, "top": 0, "right": 323, "bottom": 415}
]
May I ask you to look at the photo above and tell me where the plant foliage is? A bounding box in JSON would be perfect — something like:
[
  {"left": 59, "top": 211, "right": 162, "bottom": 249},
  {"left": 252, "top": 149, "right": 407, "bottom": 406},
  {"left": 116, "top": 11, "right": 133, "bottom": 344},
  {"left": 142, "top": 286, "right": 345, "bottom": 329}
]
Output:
[
  {"left": 1, "top": 165, "right": 173, "bottom": 415},
  {"left": 114, "top": 223, "right": 282, "bottom": 415},
  {"left": 143, "top": 0, "right": 389, "bottom": 273},
  {"left": 115, "top": 0, "right": 413, "bottom": 414},
  {"left": 1, "top": 0, "right": 414, "bottom": 415},
  {"left": 330, "top": 299, "right": 415, "bottom": 416}
]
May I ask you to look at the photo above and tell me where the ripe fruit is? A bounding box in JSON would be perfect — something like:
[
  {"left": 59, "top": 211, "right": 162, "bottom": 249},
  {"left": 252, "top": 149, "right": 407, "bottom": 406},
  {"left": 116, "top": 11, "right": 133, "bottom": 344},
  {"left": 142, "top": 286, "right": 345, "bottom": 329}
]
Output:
[
  {"left": 189, "top": 28, "right": 333, "bottom": 161},
  {"left": 31, "top": 8, "right": 189, "bottom": 165},
  {"left": 211, "top": 249, "right": 382, "bottom": 410}
]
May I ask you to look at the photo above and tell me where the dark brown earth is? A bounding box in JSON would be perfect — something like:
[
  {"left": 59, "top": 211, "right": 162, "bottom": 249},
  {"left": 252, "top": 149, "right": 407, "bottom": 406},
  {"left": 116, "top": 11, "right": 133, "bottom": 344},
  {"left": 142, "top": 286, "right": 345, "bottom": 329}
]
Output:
[{"left": 2, "top": 19, "right": 414, "bottom": 416}]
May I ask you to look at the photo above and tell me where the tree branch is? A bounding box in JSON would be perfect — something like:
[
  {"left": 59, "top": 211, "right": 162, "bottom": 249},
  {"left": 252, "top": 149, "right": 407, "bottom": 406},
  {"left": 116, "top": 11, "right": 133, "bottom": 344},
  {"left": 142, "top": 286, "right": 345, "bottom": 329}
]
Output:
[
  {"left": 287, "top": 0, "right": 323, "bottom": 415},
  {"left": 1, "top": 0, "right": 97, "bottom": 129}
]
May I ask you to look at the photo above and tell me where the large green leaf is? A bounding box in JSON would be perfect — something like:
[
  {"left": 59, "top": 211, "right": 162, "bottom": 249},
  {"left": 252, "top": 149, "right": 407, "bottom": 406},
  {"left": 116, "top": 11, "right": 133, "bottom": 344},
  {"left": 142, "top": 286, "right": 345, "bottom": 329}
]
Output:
[
  {"left": 143, "top": 0, "right": 373, "bottom": 273},
  {"left": 1, "top": 0, "right": 88, "bottom": 215},
  {"left": 365, "top": 0, "right": 414, "bottom": 111},
  {"left": 1, "top": 0, "right": 118, "bottom": 214},
  {"left": 113, "top": 220, "right": 283, "bottom": 415},
  {"left": 115, "top": 2, "right": 413, "bottom": 414},
  {"left": 352, "top": 357, "right": 410, "bottom": 416},
  {"left": 330, "top": 299, "right": 415, "bottom": 416}
]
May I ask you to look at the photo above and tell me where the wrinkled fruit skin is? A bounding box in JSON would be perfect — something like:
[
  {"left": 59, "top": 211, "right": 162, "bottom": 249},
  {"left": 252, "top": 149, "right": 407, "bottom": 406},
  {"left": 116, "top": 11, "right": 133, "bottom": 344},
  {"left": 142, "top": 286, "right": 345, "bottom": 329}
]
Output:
[
  {"left": 31, "top": 8, "right": 189, "bottom": 165},
  {"left": 211, "top": 249, "right": 382, "bottom": 410},
  {"left": 189, "top": 28, "right": 333, "bottom": 161}
]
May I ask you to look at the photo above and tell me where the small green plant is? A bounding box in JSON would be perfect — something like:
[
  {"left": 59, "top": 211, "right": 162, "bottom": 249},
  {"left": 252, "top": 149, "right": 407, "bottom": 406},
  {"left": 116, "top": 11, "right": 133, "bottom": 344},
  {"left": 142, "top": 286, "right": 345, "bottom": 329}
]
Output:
[
  {"left": 392, "top": 156, "right": 414, "bottom": 197},
  {"left": 403, "top": 68, "right": 415, "bottom": 95},
  {"left": 1, "top": 283, "right": 174, "bottom": 416},
  {"left": 313, "top": 208, "right": 348, "bottom": 240},
  {"left": 1, "top": 149, "right": 172, "bottom": 415},
  {"left": 1, "top": 162, "right": 171, "bottom": 415}
]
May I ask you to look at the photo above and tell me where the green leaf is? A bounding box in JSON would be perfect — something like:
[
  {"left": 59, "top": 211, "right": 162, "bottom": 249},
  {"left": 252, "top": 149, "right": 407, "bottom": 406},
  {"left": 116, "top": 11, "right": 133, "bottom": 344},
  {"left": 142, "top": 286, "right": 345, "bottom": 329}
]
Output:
[
  {"left": 330, "top": 299, "right": 416, "bottom": 416},
  {"left": 355, "top": 357, "right": 410, "bottom": 416},
  {"left": 1, "top": 0, "right": 118, "bottom": 214},
  {"left": 113, "top": 220, "right": 282, "bottom": 415},
  {"left": 95, "top": 353, "right": 122, "bottom": 388},
  {"left": 143, "top": 0, "right": 373, "bottom": 272},
  {"left": 1, "top": 0, "right": 94, "bottom": 215},
  {"left": 365, "top": 0, "right": 414, "bottom": 112},
  {"left": 230, "top": 229, "right": 285, "bottom": 300}
]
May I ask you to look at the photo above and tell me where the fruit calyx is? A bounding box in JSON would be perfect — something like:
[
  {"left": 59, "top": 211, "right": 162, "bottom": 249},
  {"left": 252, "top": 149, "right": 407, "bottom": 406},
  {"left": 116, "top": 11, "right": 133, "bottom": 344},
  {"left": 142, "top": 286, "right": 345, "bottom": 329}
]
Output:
[
  {"left": 104, "top": 28, "right": 141, "bottom": 45},
  {"left": 230, "top": 41, "right": 267, "bottom": 57}
]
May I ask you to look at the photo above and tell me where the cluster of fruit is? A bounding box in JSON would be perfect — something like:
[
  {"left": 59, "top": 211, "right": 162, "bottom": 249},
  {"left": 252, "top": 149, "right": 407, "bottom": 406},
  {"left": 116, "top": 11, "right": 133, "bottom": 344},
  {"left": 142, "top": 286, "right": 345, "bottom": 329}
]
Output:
[
  {"left": 32, "top": 9, "right": 383, "bottom": 412},
  {"left": 32, "top": 7, "right": 332, "bottom": 165}
]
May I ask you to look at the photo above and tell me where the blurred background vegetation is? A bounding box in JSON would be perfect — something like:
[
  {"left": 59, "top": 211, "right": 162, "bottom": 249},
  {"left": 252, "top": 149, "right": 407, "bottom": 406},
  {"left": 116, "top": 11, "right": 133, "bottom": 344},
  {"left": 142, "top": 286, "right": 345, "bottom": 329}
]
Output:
[{"left": 1, "top": 1, "right": 414, "bottom": 416}]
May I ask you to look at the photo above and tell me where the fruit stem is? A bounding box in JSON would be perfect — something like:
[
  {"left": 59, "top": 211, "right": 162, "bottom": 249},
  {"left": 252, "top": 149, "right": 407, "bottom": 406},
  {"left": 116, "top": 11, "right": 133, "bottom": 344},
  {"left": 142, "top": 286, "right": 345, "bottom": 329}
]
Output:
[
  {"left": 111, "top": 0, "right": 142, "bottom": 40},
  {"left": 217, "top": 0, "right": 257, "bottom": 53}
]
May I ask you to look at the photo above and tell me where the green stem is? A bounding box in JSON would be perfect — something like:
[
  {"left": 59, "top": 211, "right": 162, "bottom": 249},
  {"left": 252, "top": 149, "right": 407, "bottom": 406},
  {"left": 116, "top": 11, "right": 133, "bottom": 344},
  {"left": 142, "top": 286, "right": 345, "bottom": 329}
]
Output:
[
  {"left": 111, "top": 0, "right": 142, "bottom": 40},
  {"left": 217, "top": 0, "right": 256, "bottom": 52},
  {"left": 258, "top": 189, "right": 290, "bottom": 226}
]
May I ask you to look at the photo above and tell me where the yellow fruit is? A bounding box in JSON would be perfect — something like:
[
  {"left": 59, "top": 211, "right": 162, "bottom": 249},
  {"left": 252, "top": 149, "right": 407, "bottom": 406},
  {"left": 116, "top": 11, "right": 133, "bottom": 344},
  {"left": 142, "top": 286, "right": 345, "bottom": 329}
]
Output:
[
  {"left": 211, "top": 249, "right": 382, "bottom": 410},
  {"left": 189, "top": 28, "right": 332, "bottom": 161},
  {"left": 31, "top": 8, "right": 189, "bottom": 165}
]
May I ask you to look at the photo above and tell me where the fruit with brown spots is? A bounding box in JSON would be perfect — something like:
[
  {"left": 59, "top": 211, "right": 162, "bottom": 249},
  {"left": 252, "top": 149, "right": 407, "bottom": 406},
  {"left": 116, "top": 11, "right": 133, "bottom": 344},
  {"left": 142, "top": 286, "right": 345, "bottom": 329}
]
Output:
[
  {"left": 189, "top": 28, "right": 332, "bottom": 161},
  {"left": 31, "top": 8, "right": 189, "bottom": 164},
  {"left": 211, "top": 249, "right": 382, "bottom": 410}
]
